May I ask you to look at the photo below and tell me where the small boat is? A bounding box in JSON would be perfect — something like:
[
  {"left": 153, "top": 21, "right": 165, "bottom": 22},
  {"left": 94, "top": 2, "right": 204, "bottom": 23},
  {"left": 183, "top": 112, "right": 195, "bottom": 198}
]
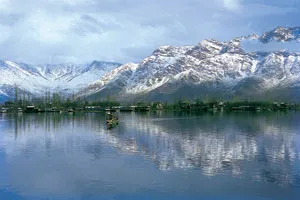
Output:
[
  {"left": 134, "top": 106, "right": 151, "bottom": 112},
  {"left": 0, "top": 108, "right": 7, "bottom": 113},
  {"left": 106, "top": 112, "right": 119, "bottom": 129},
  {"left": 105, "top": 108, "right": 117, "bottom": 112},
  {"left": 68, "top": 108, "right": 74, "bottom": 113},
  {"left": 24, "top": 106, "right": 39, "bottom": 113},
  {"left": 119, "top": 106, "right": 135, "bottom": 112}
]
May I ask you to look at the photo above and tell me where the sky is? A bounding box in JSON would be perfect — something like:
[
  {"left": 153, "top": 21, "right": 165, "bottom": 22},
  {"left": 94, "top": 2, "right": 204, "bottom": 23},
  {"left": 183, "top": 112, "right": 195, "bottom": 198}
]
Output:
[{"left": 0, "top": 0, "right": 299, "bottom": 64}]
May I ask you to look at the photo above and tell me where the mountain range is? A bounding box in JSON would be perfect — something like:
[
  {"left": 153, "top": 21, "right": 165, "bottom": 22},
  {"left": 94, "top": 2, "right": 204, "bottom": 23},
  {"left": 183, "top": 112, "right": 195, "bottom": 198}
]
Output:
[
  {"left": 2, "top": 26, "right": 300, "bottom": 102},
  {"left": 0, "top": 61, "right": 121, "bottom": 102}
]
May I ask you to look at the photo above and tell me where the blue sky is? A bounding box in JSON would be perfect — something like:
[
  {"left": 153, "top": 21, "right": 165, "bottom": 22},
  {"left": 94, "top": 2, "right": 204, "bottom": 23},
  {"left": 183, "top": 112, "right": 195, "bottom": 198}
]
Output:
[{"left": 0, "top": 0, "right": 299, "bottom": 64}]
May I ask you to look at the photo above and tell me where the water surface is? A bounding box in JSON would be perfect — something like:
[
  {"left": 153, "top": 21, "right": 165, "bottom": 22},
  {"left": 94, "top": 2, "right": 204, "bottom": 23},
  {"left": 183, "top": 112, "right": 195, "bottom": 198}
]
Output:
[{"left": 0, "top": 111, "right": 300, "bottom": 200}]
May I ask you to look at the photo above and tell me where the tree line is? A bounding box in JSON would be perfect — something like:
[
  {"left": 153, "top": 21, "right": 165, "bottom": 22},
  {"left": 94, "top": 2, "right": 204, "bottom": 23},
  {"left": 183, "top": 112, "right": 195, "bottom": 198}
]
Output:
[{"left": 1, "top": 86, "right": 299, "bottom": 112}]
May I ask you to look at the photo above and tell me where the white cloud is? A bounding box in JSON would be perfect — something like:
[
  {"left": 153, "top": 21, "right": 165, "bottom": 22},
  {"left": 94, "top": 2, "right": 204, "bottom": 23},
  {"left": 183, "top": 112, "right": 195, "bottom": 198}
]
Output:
[
  {"left": 222, "top": 0, "right": 241, "bottom": 11},
  {"left": 0, "top": 0, "right": 298, "bottom": 64},
  {"left": 0, "top": 0, "right": 11, "bottom": 11},
  {"left": 0, "top": 24, "right": 11, "bottom": 44},
  {"left": 240, "top": 3, "right": 297, "bottom": 17}
]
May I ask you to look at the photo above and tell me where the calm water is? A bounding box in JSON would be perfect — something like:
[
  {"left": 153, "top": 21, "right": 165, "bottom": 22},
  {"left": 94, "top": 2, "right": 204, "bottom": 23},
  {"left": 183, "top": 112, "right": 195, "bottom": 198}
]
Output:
[{"left": 0, "top": 111, "right": 300, "bottom": 200}]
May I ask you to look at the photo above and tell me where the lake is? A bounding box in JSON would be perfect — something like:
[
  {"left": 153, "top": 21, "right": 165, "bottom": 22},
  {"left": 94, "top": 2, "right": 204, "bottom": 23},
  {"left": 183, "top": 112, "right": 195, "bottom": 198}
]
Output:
[{"left": 0, "top": 111, "right": 300, "bottom": 200}]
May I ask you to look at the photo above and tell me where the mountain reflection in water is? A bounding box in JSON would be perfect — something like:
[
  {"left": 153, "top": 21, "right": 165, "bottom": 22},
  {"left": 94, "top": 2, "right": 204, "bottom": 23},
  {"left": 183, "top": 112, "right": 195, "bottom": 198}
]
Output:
[{"left": 0, "top": 111, "right": 300, "bottom": 199}]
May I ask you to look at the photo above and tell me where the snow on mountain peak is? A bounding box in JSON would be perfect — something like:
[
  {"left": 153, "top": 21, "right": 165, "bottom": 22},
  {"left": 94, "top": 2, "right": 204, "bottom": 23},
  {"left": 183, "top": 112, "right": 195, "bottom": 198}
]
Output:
[
  {"left": 3, "top": 26, "right": 300, "bottom": 102},
  {"left": 0, "top": 60, "right": 121, "bottom": 100},
  {"left": 259, "top": 26, "right": 300, "bottom": 43},
  {"left": 76, "top": 26, "right": 300, "bottom": 102}
]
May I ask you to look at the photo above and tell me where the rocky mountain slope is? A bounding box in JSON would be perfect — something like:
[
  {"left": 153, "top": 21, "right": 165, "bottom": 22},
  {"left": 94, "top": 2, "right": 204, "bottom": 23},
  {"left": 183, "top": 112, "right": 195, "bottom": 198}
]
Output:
[
  {"left": 78, "top": 26, "right": 300, "bottom": 102},
  {"left": 2, "top": 26, "right": 300, "bottom": 103},
  {"left": 0, "top": 61, "right": 121, "bottom": 102}
]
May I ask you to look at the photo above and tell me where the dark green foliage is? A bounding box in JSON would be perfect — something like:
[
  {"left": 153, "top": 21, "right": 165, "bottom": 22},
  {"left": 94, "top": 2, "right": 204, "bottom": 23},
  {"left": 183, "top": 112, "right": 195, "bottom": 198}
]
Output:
[
  {"left": 146, "top": 99, "right": 300, "bottom": 112},
  {"left": 4, "top": 101, "right": 14, "bottom": 107},
  {"left": 1, "top": 92, "right": 300, "bottom": 113},
  {"left": 0, "top": 92, "right": 121, "bottom": 112},
  {"left": 88, "top": 100, "right": 120, "bottom": 108}
]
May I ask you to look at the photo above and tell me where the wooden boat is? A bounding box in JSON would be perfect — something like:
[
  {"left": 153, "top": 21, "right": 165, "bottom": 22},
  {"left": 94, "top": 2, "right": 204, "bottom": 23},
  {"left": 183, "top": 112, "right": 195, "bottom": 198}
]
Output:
[
  {"left": 0, "top": 108, "right": 7, "bottom": 113},
  {"left": 24, "top": 106, "right": 39, "bottom": 113},
  {"left": 67, "top": 108, "right": 74, "bottom": 113},
  {"left": 105, "top": 108, "right": 117, "bottom": 112},
  {"left": 134, "top": 106, "right": 151, "bottom": 112},
  {"left": 119, "top": 106, "right": 135, "bottom": 112},
  {"left": 106, "top": 113, "right": 119, "bottom": 129}
]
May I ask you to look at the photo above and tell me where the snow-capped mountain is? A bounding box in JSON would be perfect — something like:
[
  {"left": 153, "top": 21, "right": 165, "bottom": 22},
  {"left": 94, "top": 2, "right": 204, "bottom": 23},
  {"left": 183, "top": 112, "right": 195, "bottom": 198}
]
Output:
[
  {"left": 259, "top": 26, "right": 300, "bottom": 43},
  {"left": 76, "top": 63, "right": 138, "bottom": 100},
  {"left": 78, "top": 26, "right": 300, "bottom": 102},
  {"left": 2, "top": 26, "right": 300, "bottom": 102},
  {"left": 0, "top": 61, "right": 121, "bottom": 101}
]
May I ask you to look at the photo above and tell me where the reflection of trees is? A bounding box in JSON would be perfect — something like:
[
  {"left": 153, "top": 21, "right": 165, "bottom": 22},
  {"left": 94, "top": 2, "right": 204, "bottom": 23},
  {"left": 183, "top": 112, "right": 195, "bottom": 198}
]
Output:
[
  {"left": 8, "top": 113, "right": 107, "bottom": 137},
  {"left": 2, "top": 112, "right": 139, "bottom": 158},
  {"left": 2, "top": 111, "right": 300, "bottom": 188}
]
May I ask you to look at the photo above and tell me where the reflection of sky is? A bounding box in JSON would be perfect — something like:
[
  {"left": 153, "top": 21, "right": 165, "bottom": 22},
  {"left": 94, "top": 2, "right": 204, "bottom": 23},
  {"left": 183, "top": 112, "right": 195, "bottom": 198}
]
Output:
[
  {"left": 242, "top": 40, "right": 300, "bottom": 53},
  {"left": 0, "top": 112, "right": 300, "bottom": 199}
]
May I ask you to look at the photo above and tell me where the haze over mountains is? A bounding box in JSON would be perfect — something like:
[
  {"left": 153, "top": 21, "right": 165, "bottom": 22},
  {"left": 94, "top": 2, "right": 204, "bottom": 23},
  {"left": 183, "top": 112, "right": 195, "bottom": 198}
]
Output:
[{"left": 2, "top": 26, "right": 300, "bottom": 102}]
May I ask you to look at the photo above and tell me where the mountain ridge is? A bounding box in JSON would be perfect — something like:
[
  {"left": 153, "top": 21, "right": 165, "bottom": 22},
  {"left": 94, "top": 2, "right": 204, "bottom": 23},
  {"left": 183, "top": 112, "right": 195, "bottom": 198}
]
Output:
[
  {"left": 2, "top": 26, "right": 300, "bottom": 102},
  {"left": 0, "top": 60, "right": 121, "bottom": 102},
  {"left": 77, "top": 26, "right": 300, "bottom": 102}
]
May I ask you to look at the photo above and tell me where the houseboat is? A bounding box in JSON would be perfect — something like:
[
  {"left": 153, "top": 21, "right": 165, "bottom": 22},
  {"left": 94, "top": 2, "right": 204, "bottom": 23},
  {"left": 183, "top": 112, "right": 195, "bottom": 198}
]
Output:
[{"left": 24, "top": 106, "right": 39, "bottom": 113}]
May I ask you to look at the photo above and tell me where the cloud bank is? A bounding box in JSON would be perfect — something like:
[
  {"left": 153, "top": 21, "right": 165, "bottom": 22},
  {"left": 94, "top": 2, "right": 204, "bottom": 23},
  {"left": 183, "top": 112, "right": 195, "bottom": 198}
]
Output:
[{"left": 0, "top": 0, "right": 298, "bottom": 64}]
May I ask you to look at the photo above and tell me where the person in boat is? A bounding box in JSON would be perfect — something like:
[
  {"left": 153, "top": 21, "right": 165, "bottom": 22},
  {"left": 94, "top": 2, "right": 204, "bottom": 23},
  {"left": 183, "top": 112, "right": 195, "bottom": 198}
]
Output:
[{"left": 106, "top": 112, "right": 118, "bottom": 123}]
